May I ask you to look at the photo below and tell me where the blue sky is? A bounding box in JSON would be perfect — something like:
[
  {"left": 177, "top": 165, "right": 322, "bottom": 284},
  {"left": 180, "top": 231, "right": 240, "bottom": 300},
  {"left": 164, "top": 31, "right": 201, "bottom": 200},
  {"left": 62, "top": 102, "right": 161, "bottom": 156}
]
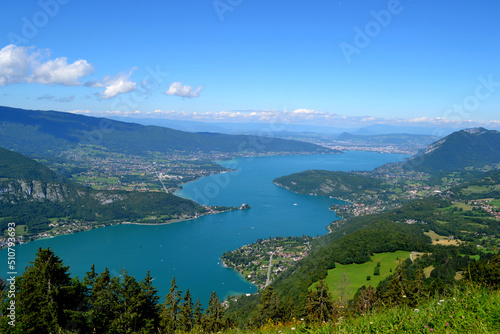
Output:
[{"left": 1, "top": 0, "right": 499, "bottom": 129}]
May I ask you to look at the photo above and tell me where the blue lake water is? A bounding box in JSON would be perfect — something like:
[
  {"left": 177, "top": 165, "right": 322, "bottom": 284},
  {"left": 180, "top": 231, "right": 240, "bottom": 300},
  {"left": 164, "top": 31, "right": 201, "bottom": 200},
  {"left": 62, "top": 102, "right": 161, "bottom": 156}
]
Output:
[{"left": 1, "top": 151, "right": 406, "bottom": 304}]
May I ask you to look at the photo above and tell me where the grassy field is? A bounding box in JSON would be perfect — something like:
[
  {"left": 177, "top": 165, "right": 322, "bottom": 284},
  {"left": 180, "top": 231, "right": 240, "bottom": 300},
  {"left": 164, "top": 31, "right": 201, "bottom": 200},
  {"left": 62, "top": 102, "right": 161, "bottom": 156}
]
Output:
[
  {"left": 222, "top": 284, "right": 500, "bottom": 334},
  {"left": 490, "top": 199, "right": 500, "bottom": 208},
  {"left": 423, "top": 265, "right": 434, "bottom": 278},
  {"left": 15, "top": 224, "right": 27, "bottom": 236},
  {"left": 315, "top": 251, "right": 411, "bottom": 300},
  {"left": 424, "top": 230, "right": 460, "bottom": 246},
  {"left": 461, "top": 185, "right": 490, "bottom": 195},
  {"left": 450, "top": 202, "right": 475, "bottom": 210}
]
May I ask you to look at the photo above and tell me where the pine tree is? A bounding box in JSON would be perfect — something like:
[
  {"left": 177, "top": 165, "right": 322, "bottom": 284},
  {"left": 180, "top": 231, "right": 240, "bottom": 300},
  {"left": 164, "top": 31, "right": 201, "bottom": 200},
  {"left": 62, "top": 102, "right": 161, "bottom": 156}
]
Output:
[
  {"left": 84, "top": 267, "right": 121, "bottom": 333},
  {"left": 115, "top": 269, "right": 154, "bottom": 333},
  {"left": 256, "top": 286, "right": 283, "bottom": 325},
  {"left": 203, "top": 291, "right": 226, "bottom": 333},
  {"left": 160, "top": 277, "right": 182, "bottom": 333},
  {"left": 178, "top": 288, "right": 194, "bottom": 332},
  {"left": 139, "top": 271, "right": 161, "bottom": 331},
  {"left": 305, "top": 280, "right": 335, "bottom": 323},
  {"left": 382, "top": 264, "right": 410, "bottom": 306},
  {"left": 407, "top": 267, "right": 426, "bottom": 306},
  {"left": 193, "top": 297, "right": 204, "bottom": 328},
  {"left": 9, "top": 248, "right": 85, "bottom": 333}
]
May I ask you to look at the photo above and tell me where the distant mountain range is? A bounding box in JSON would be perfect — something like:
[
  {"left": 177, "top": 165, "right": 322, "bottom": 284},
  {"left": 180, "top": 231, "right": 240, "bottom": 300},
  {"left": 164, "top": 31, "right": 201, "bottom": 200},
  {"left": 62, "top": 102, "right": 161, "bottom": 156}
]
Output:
[
  {"left": 0, "top": 106, "right": 335, "bottom": 158},
  {"left": 335, "top": 132, "right": 440, "bottom": 147},
  {"left": 108, "top": 117, "right": 482, "bottom": 137},
  {"left": 107, "top": 116, "right": 353, "bottom": 135},
  {"left": 405, "top": 127, "right": 500, "bottom": 172}
]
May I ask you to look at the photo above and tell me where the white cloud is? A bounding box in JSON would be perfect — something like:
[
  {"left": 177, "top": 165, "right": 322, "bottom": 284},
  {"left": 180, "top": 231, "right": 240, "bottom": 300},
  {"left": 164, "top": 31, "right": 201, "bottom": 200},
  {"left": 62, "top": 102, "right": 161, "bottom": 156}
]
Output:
[
  {"left": 165, "top": 82, "right": 204, "bottom": 98},
  {"left": 31, "top": 57, "right": 93, "bottom": 86},
  {"left": 67, "top": 109, "right": 91, "bottom": 114},
  {"left": 0, "top": 44, "right": 34, "bottom": 85},
  {"left": 0, "top": 44, "right": 94, "bottom": 86},
  {"left": 105, "top": 110, "right": 141, "bottom": 116},
  {"left": 100, "top": 69, "right": 137, "bottom": 99}
]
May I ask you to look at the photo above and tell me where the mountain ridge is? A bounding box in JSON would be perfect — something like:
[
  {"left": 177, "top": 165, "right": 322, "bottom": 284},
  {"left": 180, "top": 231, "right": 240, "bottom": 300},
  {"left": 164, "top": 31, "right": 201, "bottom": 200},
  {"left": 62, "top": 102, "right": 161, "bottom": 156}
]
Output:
[
  {"left": 0, "top": 106, "right": 336, "bottom": 158},
  {"left": 406, "top": 127, "right": 500, "bottom": 172},
  {"left": 0, "top": 147, "right": 207, "bottom": 235}
]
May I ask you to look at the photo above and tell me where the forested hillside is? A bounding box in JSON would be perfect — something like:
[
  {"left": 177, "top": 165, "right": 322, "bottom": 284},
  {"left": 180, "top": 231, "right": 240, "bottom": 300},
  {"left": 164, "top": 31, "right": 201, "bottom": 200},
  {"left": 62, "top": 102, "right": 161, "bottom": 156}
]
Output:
[
  {"left": 225, "top": 169, "right": 500, "bottom": 326},
  {"left": 273, "top": 170, "right": 385, "bottom": 198},
  {"left": 406, "top": 127, "right": 500, "bottom": 172},
  {"left": 0, "top": 148, "right": 206, "bottom": 236},
  {"left": 0, "top": 106, "right": 335, "bottom": 158}
]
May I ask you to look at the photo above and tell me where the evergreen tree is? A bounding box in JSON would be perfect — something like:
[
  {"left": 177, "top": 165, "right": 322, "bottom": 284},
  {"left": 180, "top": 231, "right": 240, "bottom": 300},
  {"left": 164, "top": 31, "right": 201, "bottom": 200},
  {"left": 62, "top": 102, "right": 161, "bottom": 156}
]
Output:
[
  {"left": 5, "top": 248, "right": 85, "bottom": 333},
  {"left": 84, "top": 266, "right": 121, "bottom": 333},
  {"left": 407, "top": 267, "right": 426, "bottom": 306},
  {"left": 160, "top": 277, "right": 182, "bottom": 333},
  {"left": 138, "top": 270, "right": 161, "bottom": 331},
  {"left": 178, "top": 288, "right": 194, "bottom": 332},
  {"left": 193, "top": 297, "right": 204, "bottom": 328},
  {"left": 203, "top": 291, "right": 226, "bottom": 333},
  {"left": 305, "top": 280, "right": 335, "bottom": 323},
  {"left": 381, "top": 264, "right": 410, "bottom": 306},
  {"left": 113, "top": 269, "right": 161, "bottom": 333},
  {"left": 466, "top": 252, "right": 500, "bottom": 288},
  {"left": 256, "top": 286, "right": 283, "bottom": 325}
]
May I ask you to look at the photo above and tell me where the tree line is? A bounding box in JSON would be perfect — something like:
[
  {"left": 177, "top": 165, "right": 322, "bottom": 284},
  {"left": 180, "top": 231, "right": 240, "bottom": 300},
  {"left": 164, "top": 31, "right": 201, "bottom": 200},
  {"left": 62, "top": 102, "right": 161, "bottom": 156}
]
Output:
[{"left": 0, "top": 248, "right": 228, "bottom": 333}]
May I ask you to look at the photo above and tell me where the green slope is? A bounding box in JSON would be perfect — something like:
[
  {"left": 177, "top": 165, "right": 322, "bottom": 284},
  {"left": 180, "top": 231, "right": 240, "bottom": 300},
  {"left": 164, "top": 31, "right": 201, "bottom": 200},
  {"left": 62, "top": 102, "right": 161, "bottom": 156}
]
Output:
[
  {"left": 0, "top": 106, "right": 336, "bottom": 157},
  {"left": 0, "top": 147, "right": 60, "bottom": 182},
  {"left": 273, "top": 170, "right": 385, "bottom": 198},
  {"left": 406, "top": 127, "right": 500, "bottom": 172},
  {"left": 0, "top": 147, "right": 206, "bottom": 235}
]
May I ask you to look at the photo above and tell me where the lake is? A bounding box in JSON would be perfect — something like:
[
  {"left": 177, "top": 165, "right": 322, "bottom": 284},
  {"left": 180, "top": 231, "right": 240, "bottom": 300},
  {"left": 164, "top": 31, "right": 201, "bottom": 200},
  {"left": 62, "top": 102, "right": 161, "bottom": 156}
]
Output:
[{"left": 1, "top": 151, "right": 407, "bottom": 304}]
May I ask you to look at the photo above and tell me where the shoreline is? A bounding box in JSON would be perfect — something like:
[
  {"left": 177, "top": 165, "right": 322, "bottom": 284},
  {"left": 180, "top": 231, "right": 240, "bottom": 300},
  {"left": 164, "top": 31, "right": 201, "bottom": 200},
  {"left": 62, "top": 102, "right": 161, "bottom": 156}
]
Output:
[
  {"left": 2, "top": 208, "right": 241, "bottom": 250},
  {"left": 3, "top": 151, "right": 343, "bottom": 250}
]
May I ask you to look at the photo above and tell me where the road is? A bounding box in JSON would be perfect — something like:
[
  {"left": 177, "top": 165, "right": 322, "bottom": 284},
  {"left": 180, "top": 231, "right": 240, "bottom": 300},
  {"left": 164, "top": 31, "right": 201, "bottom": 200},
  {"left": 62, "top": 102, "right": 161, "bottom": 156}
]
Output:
[{"left": 265, "top": 254, "right": 273, "bottom": 287}]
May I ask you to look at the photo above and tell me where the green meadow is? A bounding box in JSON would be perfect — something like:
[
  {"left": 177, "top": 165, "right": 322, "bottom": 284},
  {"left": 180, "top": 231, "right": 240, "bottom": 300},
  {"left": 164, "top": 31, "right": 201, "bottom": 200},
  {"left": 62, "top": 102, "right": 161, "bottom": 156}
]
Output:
[
  {"left": 315, "top": 251, "right": 411, "bottom": 299},
  {"left": 224, "top": 284, "right": 500, "bottom": 334}
]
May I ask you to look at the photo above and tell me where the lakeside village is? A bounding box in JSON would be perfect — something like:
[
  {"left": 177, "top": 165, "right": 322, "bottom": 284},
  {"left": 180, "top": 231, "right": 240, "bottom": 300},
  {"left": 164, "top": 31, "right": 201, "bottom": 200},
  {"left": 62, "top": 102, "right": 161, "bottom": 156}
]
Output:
[
  {"left": 221, "top": 236, "right": 313, "bottom": 289},
  {"left": 328, "top": 162, "right": 500, "bottom": 220},
  {"left": 0, "top": 204, "right": 251, "bottom": 250}
]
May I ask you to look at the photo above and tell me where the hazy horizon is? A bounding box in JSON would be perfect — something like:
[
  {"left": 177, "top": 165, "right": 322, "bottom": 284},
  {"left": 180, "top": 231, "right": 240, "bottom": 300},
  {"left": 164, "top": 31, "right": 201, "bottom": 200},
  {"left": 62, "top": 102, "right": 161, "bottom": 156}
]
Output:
[{"left": 1, "top": 0, "right": 499, "bottom": 131}]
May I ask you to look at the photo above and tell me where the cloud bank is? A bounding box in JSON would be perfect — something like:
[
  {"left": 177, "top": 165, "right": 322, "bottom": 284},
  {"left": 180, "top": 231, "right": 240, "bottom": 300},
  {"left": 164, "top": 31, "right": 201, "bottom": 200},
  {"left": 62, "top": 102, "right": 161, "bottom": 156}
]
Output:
[
  {"left": 0, "top": 44, "right": 94, "bottom": 86},
  {"left": 0, "top": 44, "right": 138, "bottom": 99}
]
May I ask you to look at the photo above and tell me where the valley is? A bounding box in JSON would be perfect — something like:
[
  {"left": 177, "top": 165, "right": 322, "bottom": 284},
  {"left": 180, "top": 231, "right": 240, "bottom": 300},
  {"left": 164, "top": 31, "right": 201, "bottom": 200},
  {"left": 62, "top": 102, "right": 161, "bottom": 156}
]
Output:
[{"left": 1, "top": 109, "right": 500, "bottom": 333}]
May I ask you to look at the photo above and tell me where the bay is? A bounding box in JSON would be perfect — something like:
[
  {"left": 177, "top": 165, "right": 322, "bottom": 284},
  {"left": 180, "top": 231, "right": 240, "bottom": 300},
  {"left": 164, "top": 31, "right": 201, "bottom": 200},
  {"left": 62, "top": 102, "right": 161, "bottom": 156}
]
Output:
[{"left": 1, "top": 151, "right": 407, "bottom": 304}]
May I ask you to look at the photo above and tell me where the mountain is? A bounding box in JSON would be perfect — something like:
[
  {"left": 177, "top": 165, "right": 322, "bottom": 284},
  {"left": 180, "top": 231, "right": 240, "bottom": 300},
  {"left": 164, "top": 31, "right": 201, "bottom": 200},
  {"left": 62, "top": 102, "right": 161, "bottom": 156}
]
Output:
[
  {"left": 107, "top": 116, "right": 353, "bottom": 135},
  {"left": 0, "top": 147, "right": 206, "bottom": 234},
  {"left": 0, "top": 147, "right": 61, "bottom": 182},
  {"left": 352, "top": 124, "right": 460, "bottom": 136},
  {"left": 0, "top": 106, "right": 336, "bottom": 157},
  {"left": 273, "top": 170, "right": 385, "bottom": 199},
  {"left": 335, "top": 132, "right": 440, "bottom": 147},
  {"left": 405, "top": 127, "right": 500, "bottom": 172}
]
